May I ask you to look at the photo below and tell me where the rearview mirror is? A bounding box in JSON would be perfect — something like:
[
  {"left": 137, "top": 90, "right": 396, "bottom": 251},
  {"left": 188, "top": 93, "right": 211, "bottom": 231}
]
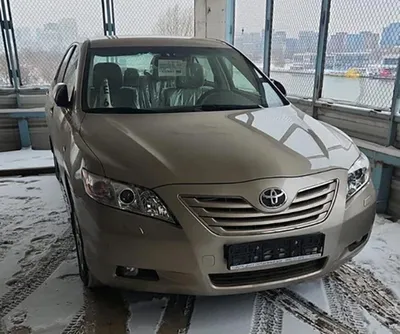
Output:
[
  {"left": 53, "top": 83, "right": 70, "bottom": 108},
  {"left": 271, "top": 79, "right": 287, "bottom": 96}
]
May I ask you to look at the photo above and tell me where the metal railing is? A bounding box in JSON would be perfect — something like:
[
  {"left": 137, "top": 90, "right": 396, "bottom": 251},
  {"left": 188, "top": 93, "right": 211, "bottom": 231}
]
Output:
[
  {"left": 0, "top": 0, "right": 194, "bottom": 88},
  {"left": 0, "top": 0, "right": 399, "bottom": 146},
  {"left": 233, "top": 0, "right": 400, "bottom": 146}
]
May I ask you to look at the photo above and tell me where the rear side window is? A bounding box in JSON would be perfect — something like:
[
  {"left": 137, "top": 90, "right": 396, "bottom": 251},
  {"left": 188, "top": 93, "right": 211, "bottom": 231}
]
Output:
[{"left": 195, "top": 56, "right": 214, "bottom": 84}]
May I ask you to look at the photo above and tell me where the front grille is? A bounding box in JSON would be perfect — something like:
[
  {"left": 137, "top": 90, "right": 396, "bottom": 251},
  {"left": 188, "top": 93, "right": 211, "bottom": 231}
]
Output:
[
  {"left": 209, "top": 258, "right": 326, "bottom": 287},
  {"left": 181, "top": 180, "right": 338, "bottom": 235}
]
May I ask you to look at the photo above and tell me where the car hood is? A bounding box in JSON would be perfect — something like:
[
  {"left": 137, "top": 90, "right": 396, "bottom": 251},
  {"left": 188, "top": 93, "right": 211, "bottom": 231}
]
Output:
[{"left": 80, "top": 105, "right": 359, "bottom": 188}]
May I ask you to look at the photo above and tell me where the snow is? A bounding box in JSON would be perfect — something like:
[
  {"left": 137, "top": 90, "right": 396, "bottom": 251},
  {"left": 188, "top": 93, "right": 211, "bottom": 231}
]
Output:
[
  {"left": 0, "top": 148, "right": 53, "bottom": 170},
  {"left": 353, "top": 215, "right": 400, "bottom": 298},
  {"left": 0, "top": 173, "right": 399, "bottom": 333},
  {"left": 3, "top": 259, "right": 84, "bottom": 333},
  {"left": 188, "top": 294, "right": 255, "bottom": 334},
  {"left": 126, "top": 297, "right": 168, "bottom": 334}
]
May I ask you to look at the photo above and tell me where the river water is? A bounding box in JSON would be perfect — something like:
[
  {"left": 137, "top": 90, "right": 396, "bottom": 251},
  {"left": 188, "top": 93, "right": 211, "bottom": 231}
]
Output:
[{"left": 270, "top": 71, "right": 395, "bottom": 110}]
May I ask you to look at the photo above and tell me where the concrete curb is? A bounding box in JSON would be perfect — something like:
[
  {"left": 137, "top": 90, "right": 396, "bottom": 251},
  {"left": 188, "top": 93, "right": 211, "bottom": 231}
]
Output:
[{"left": 0, "top": 166, "right": 55, "bottom": 177}]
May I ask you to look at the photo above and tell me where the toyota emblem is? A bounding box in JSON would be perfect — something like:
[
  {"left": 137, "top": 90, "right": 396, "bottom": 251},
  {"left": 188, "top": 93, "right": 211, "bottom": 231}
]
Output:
[{"left": 260, "top": 188, "right": 287, "bottom": 208}]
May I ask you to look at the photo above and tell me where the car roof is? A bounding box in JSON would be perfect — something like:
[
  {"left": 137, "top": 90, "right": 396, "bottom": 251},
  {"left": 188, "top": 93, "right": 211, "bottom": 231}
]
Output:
[{"left": 86, "top": 36, "right": 230, "bottom": 49}]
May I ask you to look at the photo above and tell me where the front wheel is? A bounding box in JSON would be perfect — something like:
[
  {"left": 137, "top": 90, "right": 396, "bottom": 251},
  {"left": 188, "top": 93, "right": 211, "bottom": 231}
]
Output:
[
  {"left": 53, "top": 153, "right": 61, "bottom": 182},
  {"left": 67, "top": 190, "right": 102, "bottom": 289}
]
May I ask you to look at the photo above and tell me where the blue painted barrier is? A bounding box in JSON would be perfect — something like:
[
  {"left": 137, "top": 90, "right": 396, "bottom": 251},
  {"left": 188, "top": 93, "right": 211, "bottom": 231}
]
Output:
[{"left": 5, "top": 111, "right": 46, "bottom": 148}]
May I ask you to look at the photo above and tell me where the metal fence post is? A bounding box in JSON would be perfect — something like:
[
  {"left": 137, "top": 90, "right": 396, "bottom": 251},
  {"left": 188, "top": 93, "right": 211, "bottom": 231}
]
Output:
[
  {"left": 105, "top": 0, "right": 113, "bottom": 36},
  {"left": 225, "top": 0, "right": 235, "bottom": 44},
  {"left": 110, "top": 0, "right": 116, "bottom": 34},
  {"left": 0, "top": 4, "right": 12, "bottom": 86},
  {"left": 312, "top": 0, "right": 331, "bottom": 119},
  {"left": 387, "top": 57, "right": 400, "bottom": 146},
  {"left": 262, "top": 0, "right": 273, "bottom": 76},
  {"left": 6, "top": 0, "right": 21, "bottom": 87},
  {"left": 0, "top": 0, "right": 20, "bottom": 106}
]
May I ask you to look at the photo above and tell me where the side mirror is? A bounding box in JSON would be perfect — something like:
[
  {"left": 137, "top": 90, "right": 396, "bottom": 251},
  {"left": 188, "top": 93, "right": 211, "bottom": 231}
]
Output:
[
  {"left": 53, "top": 83, "right": 70, "bottom": 108},
  {"left": 271, "top": 79, "right": 287, "bottom": 96}
]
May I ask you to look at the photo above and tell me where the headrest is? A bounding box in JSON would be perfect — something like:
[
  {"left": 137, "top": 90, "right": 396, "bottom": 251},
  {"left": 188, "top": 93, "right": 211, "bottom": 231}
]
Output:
[
  {"left": 93, "top": 63, "right": 122, "bottom": 90},
  {"left": 176, "top": 63, "right": 204, "bottom": 89},
  {"left": 124, "top": 68, "right": 140, "bottom": 87}
]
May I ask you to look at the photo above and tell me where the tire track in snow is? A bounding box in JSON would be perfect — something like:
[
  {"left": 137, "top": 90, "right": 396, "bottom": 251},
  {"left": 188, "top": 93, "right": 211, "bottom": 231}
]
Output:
[
  {"left": 62, "top": 288, "right": 129, "bottom": 334},
  {"left": 332, "top": 262, "right": 400, "bottom": 331},
  {"left": 0, "top": 227, "right": 74, "bottom": 318},
  {"left": 156, "top": 295, "right": 195, "bottom": 334},
  {"left": 250, "top": 292, "right": 283, "bottom": 334},
  {"left": 323, "top": 276, "right": 367, "bottom": 332},
  {"left": 262, "top": 289, "right": 361, "bottom": 334}
]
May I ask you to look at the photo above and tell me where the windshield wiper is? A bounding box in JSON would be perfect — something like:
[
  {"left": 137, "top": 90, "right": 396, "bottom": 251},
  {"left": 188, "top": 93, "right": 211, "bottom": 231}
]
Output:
[
  {"left": 85, "top": 104, "right": 264, "bottom": 114},
  {"left": 193, "top": 104, "right": 264, "bottom": 111}
]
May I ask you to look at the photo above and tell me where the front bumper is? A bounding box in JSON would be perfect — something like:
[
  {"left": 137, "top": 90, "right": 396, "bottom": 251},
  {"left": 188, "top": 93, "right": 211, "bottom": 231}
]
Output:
[{"left": 73, "top": 169, "right": 376, "bottom": 296}]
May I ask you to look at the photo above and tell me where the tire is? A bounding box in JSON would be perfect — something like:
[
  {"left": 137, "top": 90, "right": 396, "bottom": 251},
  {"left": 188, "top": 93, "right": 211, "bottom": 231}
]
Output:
[
  {"left": 53, "top": 153, "right": 61, "bottom": 182},
  {"left": 65, "top": 182, "right": 102, "bottom": 289}
]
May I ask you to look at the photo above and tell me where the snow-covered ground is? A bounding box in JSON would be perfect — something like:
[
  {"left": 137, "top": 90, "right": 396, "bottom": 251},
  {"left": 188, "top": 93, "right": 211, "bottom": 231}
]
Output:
[
  {"left": 0, "top": 149, "right": 53, "bottom": 171},
  {"left": 0, "top": 173, "right": 399, "bottom": 333}
]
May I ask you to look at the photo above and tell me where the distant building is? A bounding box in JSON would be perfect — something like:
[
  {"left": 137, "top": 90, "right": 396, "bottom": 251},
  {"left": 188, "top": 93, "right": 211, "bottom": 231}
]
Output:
[
  {"left": 292, "top": 53, "right": 316, "bottom": 70},
  {"left": 360, "top": 31, "right": 379, "bottom": 51},
  {"left": 329, "top": 52, "right": 370, "bottom": 70},
  {"left": 381, "top": 22, "right": 400, "bottom": 47},
  {"left": 328, "top": 32, "right": 347, "bottom": 53},
  {"left": 15, "top": 27, "right": 33, "bottom": 49},
  {"left": 35, "top": 18, "right": 78, "bottom": 53},
  {"left": 234, "top": 31, "right": 263, "bottom": 62},
  {"left": 298, "top": 31, "right": 318, "bottom": 53},
  {"left": 271, "top": 31, "right": 287, "bottom": 66},
  {"left": 285, "top": 38, "right": 298, "bottom": 60},
  {"left": 345, "top": 33, "right": 364, "bottom": 52}
]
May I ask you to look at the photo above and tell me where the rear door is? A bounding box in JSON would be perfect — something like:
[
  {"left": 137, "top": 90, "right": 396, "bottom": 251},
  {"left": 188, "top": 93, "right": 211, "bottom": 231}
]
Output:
[
  {"left": 46, "top": 45, "right": 76, "bottom": 164},
  {"left": 57, "top": 46, "right": 80, "bottom": 176}
]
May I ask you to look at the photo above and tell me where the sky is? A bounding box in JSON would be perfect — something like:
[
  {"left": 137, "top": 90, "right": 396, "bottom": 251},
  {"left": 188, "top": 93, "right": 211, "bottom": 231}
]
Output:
[{"left": 5, "top": 0, "right": 400, "bottom": 40}]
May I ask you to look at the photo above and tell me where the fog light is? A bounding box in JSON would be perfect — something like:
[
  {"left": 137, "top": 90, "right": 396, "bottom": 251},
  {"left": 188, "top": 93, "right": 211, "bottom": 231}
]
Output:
[
  {"left": 124, "top": 266, "right": 139, "bottom": 276},
  {"left": 115, "top": 266, "right": 160, "bottom": 281},
  {"left": 116, "top": 266, "right": 138, "bottom": 277}
]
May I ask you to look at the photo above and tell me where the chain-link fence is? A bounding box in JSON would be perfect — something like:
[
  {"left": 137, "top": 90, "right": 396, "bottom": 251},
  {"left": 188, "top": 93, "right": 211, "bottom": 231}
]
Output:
[
  {"left": 322, "top": 0, "right": 400, "bottom": 110},
  {"left": 9, "top": 0, "right": 103, "bottom": 87},
  {"left": 234, "top": 0, "right": 266, "bottom": 69},
  {"left": 0, "top": 38, "right": 10, "bottom": 86},
  {"left": 269, "top": 0, "right": 320, "bottom": 98},
  {"left": 114, "top": 0, "right": 194, "bottom": 36}
]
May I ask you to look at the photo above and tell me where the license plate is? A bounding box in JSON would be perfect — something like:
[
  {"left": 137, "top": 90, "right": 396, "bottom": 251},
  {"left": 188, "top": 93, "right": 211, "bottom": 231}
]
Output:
[{"left": 224, "top": 233, "right": 325, "bottom": 270}]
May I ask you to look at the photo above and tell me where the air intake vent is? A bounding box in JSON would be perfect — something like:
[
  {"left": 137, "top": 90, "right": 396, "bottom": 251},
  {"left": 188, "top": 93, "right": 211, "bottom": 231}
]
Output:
[{"left": 210, "top": 258, "right": 327, "bottom": 287}]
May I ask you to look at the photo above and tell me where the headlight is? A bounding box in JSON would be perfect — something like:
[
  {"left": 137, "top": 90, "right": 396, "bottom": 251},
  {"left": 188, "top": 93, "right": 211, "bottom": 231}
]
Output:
[
  {"left": 81, "top": 169, "right": 175, "bottom": 223},
  {"left": 347, "top": 152, "right": 370, "bottom": 200}
]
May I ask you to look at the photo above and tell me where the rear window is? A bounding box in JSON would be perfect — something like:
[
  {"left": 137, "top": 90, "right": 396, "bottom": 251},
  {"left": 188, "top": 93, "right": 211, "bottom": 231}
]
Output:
[{"left": 83, "top": 46, "right": 288, "bottom": 113}]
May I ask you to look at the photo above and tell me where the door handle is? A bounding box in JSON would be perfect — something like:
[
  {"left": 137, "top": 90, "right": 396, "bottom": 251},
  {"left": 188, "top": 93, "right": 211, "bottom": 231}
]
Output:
[{"left": 50, "top": 106, "right": 54, "bottom": 115}]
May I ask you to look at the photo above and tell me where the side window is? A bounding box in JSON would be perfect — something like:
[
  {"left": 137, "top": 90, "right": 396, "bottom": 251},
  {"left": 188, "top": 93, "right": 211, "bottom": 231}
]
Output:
[
  {"left": 54, "top": 47, "right": 75, "bottom": 83},
  {"left": 63, "top": 49, "right": 79, "bottom": 101},
  {"left": 222, "top": 57, "right": 258, "bottom": 94},
  {"left": 262, "top": 82, "right": 285, "bottom": 108},
  {"left": 196, "top": 56, "right": 214, "bottom": 84}
]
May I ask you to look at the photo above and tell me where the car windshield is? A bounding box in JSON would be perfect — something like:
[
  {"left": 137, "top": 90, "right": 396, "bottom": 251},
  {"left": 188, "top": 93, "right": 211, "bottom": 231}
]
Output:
[{"left": 83, "top": 46, "right": 288, "bottom": 113}]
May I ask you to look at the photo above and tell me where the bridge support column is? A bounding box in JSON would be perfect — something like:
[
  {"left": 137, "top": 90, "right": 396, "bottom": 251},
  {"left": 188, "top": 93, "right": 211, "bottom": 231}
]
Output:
[{"left": 194, "top": 0, "right": 234, "bottom": 42}]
